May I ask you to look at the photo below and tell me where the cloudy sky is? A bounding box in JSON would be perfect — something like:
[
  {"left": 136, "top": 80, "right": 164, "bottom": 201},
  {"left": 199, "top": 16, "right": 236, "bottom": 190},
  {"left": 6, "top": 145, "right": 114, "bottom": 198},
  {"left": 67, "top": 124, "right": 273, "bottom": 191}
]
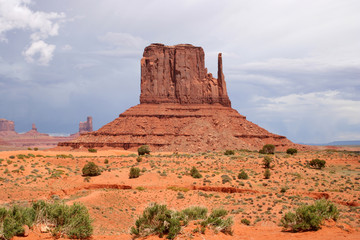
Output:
[{"left": 0, "top": 0, "right": 359, "bottom": 144}]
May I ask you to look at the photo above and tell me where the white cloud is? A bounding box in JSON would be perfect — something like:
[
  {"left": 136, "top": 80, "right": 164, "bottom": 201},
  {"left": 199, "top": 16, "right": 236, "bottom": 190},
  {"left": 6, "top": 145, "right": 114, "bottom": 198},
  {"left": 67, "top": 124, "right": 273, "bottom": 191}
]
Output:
[
  {"left": 0, "top": 0, "right": 65, "bottom": 65},
  {"left": 22, "top": 40, "right": 55, "bottom": 66}
]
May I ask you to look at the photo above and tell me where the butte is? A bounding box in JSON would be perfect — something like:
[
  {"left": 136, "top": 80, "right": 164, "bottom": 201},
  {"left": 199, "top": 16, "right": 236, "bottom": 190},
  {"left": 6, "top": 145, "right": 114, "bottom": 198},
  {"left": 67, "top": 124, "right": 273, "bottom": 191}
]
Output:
[{"left": 59, "top": 43, "right": 302, "bottom": 152}]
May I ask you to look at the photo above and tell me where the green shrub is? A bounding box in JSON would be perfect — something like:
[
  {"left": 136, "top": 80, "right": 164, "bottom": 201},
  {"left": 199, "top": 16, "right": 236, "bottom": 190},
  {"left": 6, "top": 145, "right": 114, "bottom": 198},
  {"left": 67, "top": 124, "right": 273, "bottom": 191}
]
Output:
[
  {"left": 0, "top": 201, "right": 92, "bottom": 239},
  {"left": 190, "top": 166, "right": 202, "bottom": 178},
  {"left": 221, "top": 175, "right": 232, "bottom": 184},
  {"left": 88, "top": 148, "right": 97, "bottom": 153},
  {"left": 136, "top": 157, "right": 142, "bottom": 163},
  {"left": 260, "top": 144, "right": 275, "bottom": 154},
  {"left": 264, "top": 169, "right": 271, "bottom": 179},
  {"left": 237, "top": 170, "right": 248, "bottom": 180},
  {"left": 224, "top": 150, "right": 235, "bottom": 155},
  {"left": 200, "top": 208, "right": 233, "bottom": 235},
  {"left": 9, "top": 155, "right": 15, "bottom": 159},
  {"left": 138, "top": 145, "right": 150, "bottom": 156},
  {"left": 129, "top": 167, "right": 141, "bottom": 179},
  {"left": 34, "top": 147, "right": 38, "bottom": 151},
  {"left": 263, "top": 156, "right": 273, "bottom": 169},
  {"left": 82, "top": 162, "right": 101, "bottom": 176},
  {"left": 104, "top": 159, "right": 109, "bottom": 164},
  {"left": 131, "top": 204, "right": 233, "bottom": 239},
  {"left": 130, "top": 203, "right": 180, "bottom": 239},
  {"left": 309, "top": 159, "right": 326, "bottom": 169},
  {"left": 286, "top": 148, "right": 297, "bottom": 155},
  {"left": 241, "top": 218, "right": 250, "bottom": 225},
  {"left": 280, "top": 199, "right": 339, "bottom": 232},
  {"left": 27, "top": 147, "right": 32, "bottom": 150},
  {"left": 182, "top": 206, "right": 208, "bottom": 220}
]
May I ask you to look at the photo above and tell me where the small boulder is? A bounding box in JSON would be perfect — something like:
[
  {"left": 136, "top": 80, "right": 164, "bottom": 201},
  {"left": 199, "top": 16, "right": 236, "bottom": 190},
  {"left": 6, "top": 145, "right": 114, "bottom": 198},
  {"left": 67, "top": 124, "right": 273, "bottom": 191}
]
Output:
[{"left": 23, "top": 225, "right": 30, "bottom": 237}]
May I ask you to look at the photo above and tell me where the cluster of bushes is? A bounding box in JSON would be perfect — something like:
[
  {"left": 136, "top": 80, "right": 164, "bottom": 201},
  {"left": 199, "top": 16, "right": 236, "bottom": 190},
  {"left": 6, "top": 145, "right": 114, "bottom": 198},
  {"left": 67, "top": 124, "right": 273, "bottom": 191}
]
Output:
[
  {"left": 0, "top": 201, "right": 92, "bottom": 239},
  {"left": 130, "top": 203, "right": 233, "bottom": 239},
  {"left": 280, "top": 199, "right": 339, "bottom": 232}
]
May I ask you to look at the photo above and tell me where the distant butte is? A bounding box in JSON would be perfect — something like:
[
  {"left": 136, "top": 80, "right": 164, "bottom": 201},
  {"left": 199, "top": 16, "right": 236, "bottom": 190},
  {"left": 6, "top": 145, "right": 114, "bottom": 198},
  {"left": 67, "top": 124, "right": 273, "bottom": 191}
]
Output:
[{"left": 59, "top": 43, "right": 304, "bottom": 152}]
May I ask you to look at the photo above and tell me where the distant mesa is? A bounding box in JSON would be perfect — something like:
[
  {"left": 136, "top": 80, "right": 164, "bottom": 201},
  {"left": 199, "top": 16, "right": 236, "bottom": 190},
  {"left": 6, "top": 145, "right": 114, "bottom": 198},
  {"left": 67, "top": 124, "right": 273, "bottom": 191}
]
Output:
[
  {"left": 59, "top": 43, "right": 304, "bottom": 152},
  {"left": 0, "top": 117, "right": 94, "bottom": 149}
]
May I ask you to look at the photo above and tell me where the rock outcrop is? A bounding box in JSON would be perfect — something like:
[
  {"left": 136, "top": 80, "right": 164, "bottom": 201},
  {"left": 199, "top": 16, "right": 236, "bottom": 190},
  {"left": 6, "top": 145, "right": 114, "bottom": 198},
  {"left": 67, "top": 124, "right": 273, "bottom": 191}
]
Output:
[
  {"left": 0, "top": 119, "right": 15, "bottom": 132},
  {"left": 140, "top": 44, "right": 231, "bottom": 107},
  {"left": 59, "top": 43, "right": 304, "bottom": 152},
  {"left": 79, "top": 116, "right": 93, "bottom": 133}
]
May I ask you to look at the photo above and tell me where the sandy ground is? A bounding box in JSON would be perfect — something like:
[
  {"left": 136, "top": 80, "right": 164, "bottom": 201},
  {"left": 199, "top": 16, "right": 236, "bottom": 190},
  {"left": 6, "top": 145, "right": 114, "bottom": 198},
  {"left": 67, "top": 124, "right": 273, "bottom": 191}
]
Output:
[{"left": 1, "top": 147, "right": 359, "bottom": 239}]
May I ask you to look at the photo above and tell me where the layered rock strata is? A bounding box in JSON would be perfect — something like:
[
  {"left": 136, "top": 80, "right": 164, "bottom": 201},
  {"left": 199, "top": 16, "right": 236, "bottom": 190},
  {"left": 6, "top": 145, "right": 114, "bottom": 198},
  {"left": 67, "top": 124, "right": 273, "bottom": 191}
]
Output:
[
  {"left": 59, "top": 103, "right": 299, "bottom": 151},
  {"left": 59, "top": 43, "right": 303, "bottom": 152}
]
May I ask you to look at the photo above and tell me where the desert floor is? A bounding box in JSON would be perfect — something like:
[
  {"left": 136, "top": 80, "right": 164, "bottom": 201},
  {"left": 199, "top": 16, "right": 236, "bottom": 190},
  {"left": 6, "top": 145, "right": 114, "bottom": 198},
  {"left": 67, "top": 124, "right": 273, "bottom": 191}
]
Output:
[{"left": 0, "top": 147, "right": 359, "bottom": 240}]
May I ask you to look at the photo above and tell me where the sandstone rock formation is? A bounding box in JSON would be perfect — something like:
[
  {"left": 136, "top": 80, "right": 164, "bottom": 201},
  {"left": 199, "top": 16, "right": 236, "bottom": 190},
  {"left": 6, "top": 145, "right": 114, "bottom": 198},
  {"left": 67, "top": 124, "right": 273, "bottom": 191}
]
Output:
[
  {"left": 59, "top": 44, "right": 304, "bottom": 152},
  {"left": 140, "top": 44, "right": 231, "bottom": 107},
  {"left": 79, "top": 116, "right": 93, "bottom": 133},
  {"left": 0, "top": 119, "right": 15, "bottom": 132}
]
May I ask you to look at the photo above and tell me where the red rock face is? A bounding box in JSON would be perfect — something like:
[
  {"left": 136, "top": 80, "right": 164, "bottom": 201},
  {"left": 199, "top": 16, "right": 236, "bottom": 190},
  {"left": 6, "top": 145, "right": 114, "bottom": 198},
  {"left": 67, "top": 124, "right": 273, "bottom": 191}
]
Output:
[
  {"left": 140, "top": 44, "right": 231, "bottom": 107},
  {"left": 59, "top": 43, "right": 305, "bottom": 152}
]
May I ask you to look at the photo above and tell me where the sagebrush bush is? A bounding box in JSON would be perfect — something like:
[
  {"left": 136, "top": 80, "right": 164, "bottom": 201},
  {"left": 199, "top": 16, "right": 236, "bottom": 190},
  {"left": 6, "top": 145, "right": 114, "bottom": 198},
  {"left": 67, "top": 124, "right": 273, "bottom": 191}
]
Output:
[
  {"left": 263, "top": 156, "right": 273, "bottom": 169},
  {"left": 82, "top": 162, "right": 101, "bottom": 176},
  {"left": 286, "top": 148, "right": 298, "bottom": 155},
  {"left": 280, "top": 199, "right": 339, "bottom": 232},
  {"left": 136, "top": 157, "right": 142, "bottom": 163},
  {"left": 260, "top": 144, "right": 275, "bottom": 154},
  {"left": 309, "top": 159, "right": 326, "bottom": 169},
  {"left": 129, "top": 167, "right": 141, "bottom": 178},
  {"left": 221, "top": 175, "right": 232, "bottom": 184},
  {"left": 264, "top": 169, "right": 271, "bottom": 179},
  {"left": 224, "top": 150, "right": 235, "bottom": 155},
  {"left": 200, "top": 208, "right": 233, "bottom": 235},
  {"left": 241, "top": 218, "right": 250, "bottom": 225},
  {"left": 88, "top": 148, "right": 97, "bottom": 153},
  {"left": 131, "top": 204, "right": 233, "bottom": 239},
  {"left": 0, "top": 201, "right": 93, "bottom": 240},
  {"left": 190, "top": 166, "right": 202, "bottom": 178},
  {"left": 238, "top": 169, "right": 248, "bottom": 180},
  {"left": 138, "top": 145, "right": 150, "bottom": 156}
]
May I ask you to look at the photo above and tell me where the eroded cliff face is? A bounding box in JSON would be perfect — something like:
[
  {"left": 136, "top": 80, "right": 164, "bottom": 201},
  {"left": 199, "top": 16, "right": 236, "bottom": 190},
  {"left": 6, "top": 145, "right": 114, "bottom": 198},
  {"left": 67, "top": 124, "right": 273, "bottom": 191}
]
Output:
[{"left": 140, "top": 44, "right": 231, "bottom": 107}]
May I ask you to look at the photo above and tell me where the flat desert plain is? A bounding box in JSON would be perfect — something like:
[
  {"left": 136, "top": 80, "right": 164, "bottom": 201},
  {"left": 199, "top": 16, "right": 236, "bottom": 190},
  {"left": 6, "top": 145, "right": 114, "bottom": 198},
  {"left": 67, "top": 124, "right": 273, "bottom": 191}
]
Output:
[{"left": 0, "top": 148, "right": 359, "bottom": 239}]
